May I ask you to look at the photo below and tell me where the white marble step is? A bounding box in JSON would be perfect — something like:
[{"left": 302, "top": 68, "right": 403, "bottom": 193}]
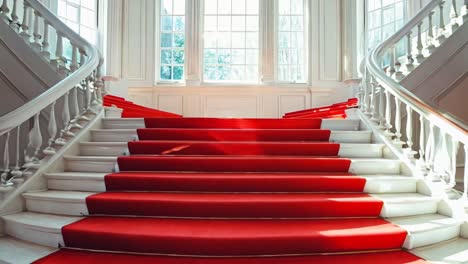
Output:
[
  {"left": 80, "top": 142, "right": 384, "bottom": 158},
  {"left": 23, "top": 190, "right": 436, "bottom": 218},
  {"left": 46, "top": 172, "right": 107, "bottom": 192},
  {"left": 90, "top": 129, "right": 373, "bottom": 144},
  {"left": 23, "top": 191, "right": 94, "bottom": 216},
  {"left": 1, "top": 212, "right": 81, "bottom": 248},
  {"left": 0, "top": 236, "right": 56, "bottom": 264},
  {"left": 3, "top": 211, "right": 460, "bottom": 251},
  {"left": 389, "top": 213, "right": 463, "bottom": 250},
  {"left": 371, "top": 193, "right": 440, "bottom": 218},
  {"left": 410, "top": 237, "right": 468, "bottom": 263},
  {"left": 45, "top": 172, "right": 418, "bottom": 194},
  {"left": 63, "top": 156, "right": 401, "bottom": 174},
  {"left": 64, "top": 156, "right": 117, "bottom": 173},
  {"left": 101, "top": 118, "right": 363, "bottom": 131}
]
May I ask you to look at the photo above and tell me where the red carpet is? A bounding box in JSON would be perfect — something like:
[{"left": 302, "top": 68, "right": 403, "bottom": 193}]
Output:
[
  {"left": 128, "top": 141, "right": 341, "bottom": 156},
  {"left": 137, "top": 128, "right": 332, "bottom": 141},
  {"left": 104, "top": 172, "right": 367, "bottom": 192},
  {"left": 34, "top": 115, "right": 427, "bottom": 263},
  {"left": 104, "top": 95, "right": 182, "bottom": 118},
  {"left": 62, "top": 217, "right": 407, "bottom": 255},
  {"left": 144, "top": 117, "right": 322, "bottom": 129},
  {"left": 86, "top": 192, "right": 383, "bottom": 218},
  {"left": 34, "top": 249, "right": 428, "bottom": 264},
  {"left": 117, "top": 156, "right": 351, "bottom": 172}
]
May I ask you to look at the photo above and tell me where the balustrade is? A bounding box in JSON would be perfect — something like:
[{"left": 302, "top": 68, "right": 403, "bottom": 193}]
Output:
[
  {"left": 0, "top": 0, "right": 103, "bottom": 189},
  {"left": 361, "top": 0, "right": 468, "bottom": 201}
]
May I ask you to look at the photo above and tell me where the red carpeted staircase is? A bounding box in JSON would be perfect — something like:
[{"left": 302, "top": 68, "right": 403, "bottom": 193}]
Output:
[{"left": 34, "top": 117, "right": 427, "bottom": 263}]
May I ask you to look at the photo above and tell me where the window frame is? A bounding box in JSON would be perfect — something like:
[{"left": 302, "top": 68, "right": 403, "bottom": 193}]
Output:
[
  {"left": 365, "top": 0, "right": 408, "bottom": 52},
  {"left": 155, "top": 0, "right": 187, "bottom": 84},
  {"left": 154, "top": 0, "right": 310, "bottom": 86},
  {"left": 56, "top": 0, "right": 99, "bottom": 44}
]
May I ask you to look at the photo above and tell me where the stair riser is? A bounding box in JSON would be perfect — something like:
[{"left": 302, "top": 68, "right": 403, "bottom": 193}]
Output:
[
  {"left": 64, "top": 159, "right": 400, "bottom": 174},
  {"left": 25, "top": 199, "right": 88, "bottom": 216},
  {"left": 91, "top": 131, "right": 372, "bottom": 143},
  {"left": 81, "top": 143, "right": 383, "bottom": 158},
  {"left": 349, "top": 161, "right": 400, "bottom": 175},
  {"left": 380, "top": 202, "right": 438, "bottom": 218},
  {"left": 3, "top": 220, "right": 64, "bottom": 248},
  {"left": 102, "top": 119, "right": 361, "bottom": 131},
  {"left": 48, "top": 179, "right": 106, "bottom": 192},
  {"left": 363, "top": 179, "right": 417, "bottom": 193},
  {"left": 65, "top": 160, "right": 116, "bottom": 173},
  {"left": 403, "top": 225, "right": 461, "bottom": 249}
]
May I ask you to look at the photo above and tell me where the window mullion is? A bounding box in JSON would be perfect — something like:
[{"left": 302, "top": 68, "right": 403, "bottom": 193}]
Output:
[{"left": 260, "top": 0, "right": 275, "bottom": 84}]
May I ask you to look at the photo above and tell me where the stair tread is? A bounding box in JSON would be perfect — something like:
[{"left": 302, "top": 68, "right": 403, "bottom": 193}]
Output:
[
  {"left": 2, "top": 212, "right": 81, "bottom": 232},
  {"left": 371, "top": 193, "right": 439, "bottom": 203},
  {"left": 23, "top": 191, "right": 96, "bottom": 201},
  {"left": 0, "top": 236, "right": 55, "bottom": 264},
  {"left": 388, "top": 214, "right": 463, "bottom": 233},
  {"left": 45, "top": 172, "right": 107, "bottom": 180}
]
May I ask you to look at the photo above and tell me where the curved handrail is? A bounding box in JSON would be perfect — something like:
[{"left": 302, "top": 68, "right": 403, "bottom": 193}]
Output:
[
  {"left": 367, "top": 0, "right": 468, "bottom": 143},
  {"left": 0, "top": 0, "right": 101, "bottom": 136}
]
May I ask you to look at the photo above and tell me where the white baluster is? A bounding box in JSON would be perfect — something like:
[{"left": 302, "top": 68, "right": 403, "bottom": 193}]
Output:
[
  {"left": 369, "top": 76, "right": 378, "bottom": 121},
  {"left": 417, "top": 116, "right": 426, "bottom": 172},
  {"left": 23, "top": 113, "right": 43, "bottom": 169},
  {"left": 31, "top": 10, "right": 42, "bottom": 52},
  {"left": 462, "top": 144, "right": 467, "bottom": 200},
  {"left": 393, "top": 46, "right": 404, "bottom": 81},
  {"left": 415, "top": 22, "right": 425, "bottom": 63},
  {"left": 405, "top": 105, "right": 416, "bottom": 158},
  {"left": 426, "top": 11, "right": 436, "bottom": 54},
  {"left": 43, "top": 102, "right": 57, "bottom": 155},
  {"left": 384, "top": 90, "right": 394, "bottom": 137},
  {"left": 463, "top": 0, "right": 468, "bottom": 23},
  {"left": 41, "top": 20, "right": 50, "bottom": 60},
  {"left": 449, "top": 137, "right": 459, "bottom": 188},
  {"left": 405, "top": 31, "right": 415, "bottom": 73},
  {"left": 55, "top": 92, "right": 71, "bottom": 145},
  {"left": 79, "top": 49, "right": 86, "bottom": 67},
  {"left": 438, "top": 1, "right": 447, "bottom": 43},
  {"left": 425, "top": 123, "right": 436, "bottom": 177},
  {"left": 450, "top": 0, "right": 460, "bottom": 31},
  {"left": 19, "top": 3, "right": 31, "bottom": 42},
  {"left": 378, "top": 85, "right": 386, "bottom": 129},
  {"left": 10, "top": 125, "right": 22, "bottom": 178},
  {"left": 70, "top": 44, "right": 79, "bottom": 72},
  {"left": 0, "top": 0, "right": 9, "bottom": 22},
  {"left": 10, "top": 0, "right": 19, "bottom": 31},
  {"left": 362, "top": 71, "right": 369, "bottom": 114},
  {"left": 95, "top": 59, "right": 105, "bottom": 102},
  {"left": 394, "top": 97, "right": 402, "bottom": 145},
  {"left": 54, "top": 33, "right": 66, "bottom": 74},
  {"left": 1, "top": 132, "right": 11, "bottom": 186},
  {"left": 387, "top": 49, "right": 396, "bottom": 77},
  {"left": 70, "top": 87, "right": 84, "bottom": 128}
]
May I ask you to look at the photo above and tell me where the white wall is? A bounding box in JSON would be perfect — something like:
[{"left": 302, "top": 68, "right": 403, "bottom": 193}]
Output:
[{"left": 104, "top": 0, "right": 354, "bottom": 117}]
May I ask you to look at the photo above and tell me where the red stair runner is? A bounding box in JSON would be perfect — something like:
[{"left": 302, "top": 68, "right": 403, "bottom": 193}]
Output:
[
  {"left": 35, "top": 249, "right": 427, "bottom": 264},
  {"left": 104, "top": 172, "right": 367, "bottom": 192},
  {"left": 137, "top": 128, "right": 332, "bottom": 141},
  {"left": 35, "top": 115, "right": 427, "bottom": 263},
  {"left": 104, "top": 95, "right": 182, "bottom": 118},
  {"left": 128, "top": 141, "right": 341, "bottom": 156}
]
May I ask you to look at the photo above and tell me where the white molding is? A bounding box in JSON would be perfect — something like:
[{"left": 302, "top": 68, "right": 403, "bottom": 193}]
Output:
[
  {"left": 319, "top": 0, "right": 341, "bottom": 81},
  {"left": 185, "top": 0, "right": 202, "bottom": 85},
  {"left": 259, "top": 0, "right": 275, "bottom": 84}
]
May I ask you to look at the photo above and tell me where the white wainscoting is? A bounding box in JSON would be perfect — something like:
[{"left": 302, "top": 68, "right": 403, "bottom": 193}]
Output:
[{"left": 128, "top": 84, "right": 353, "bottom": 118}]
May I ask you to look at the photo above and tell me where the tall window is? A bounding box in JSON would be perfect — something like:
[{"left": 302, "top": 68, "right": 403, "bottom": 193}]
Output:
[
  {"left": 57, "top": 0, "right": 98, "bottom": 45},
  {"left": 277, "top": 0, "right": 306, "bottom": 83},
  {"left": 159, "top": 0, "right": 186, "bottom": 81},
  {"left": 367, "top": 0, "right": 407, "bottom": 50},
  {"left": 203, "top": 0, "right": 260, "bottom": 82}
]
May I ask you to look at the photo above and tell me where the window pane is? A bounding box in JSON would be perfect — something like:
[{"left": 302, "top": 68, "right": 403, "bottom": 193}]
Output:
[
  {"left": 277, "top": 0, "right": 306, "bottom": 83},
  {"left": 158, "top": 0, "right": 185, "bottom": 82},
  {"left": 367, "top": 0, "right": 407, "bottom": 50},
  {"left": 203, "top": 0, "right": 259, "bottom": 82}
]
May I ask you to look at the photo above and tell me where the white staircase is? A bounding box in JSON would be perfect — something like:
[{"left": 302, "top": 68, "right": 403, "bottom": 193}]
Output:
[{"left": 0, "top": 116, "right": 467, "bottom": 263}]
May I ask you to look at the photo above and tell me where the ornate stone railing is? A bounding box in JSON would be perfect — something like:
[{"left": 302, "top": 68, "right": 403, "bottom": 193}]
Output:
[
  {"left": 0, "top": 0, "right": 103, "bottom": 193},
  {"left": 361, "top": 0, "right": 468, "bottom": 200}
]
